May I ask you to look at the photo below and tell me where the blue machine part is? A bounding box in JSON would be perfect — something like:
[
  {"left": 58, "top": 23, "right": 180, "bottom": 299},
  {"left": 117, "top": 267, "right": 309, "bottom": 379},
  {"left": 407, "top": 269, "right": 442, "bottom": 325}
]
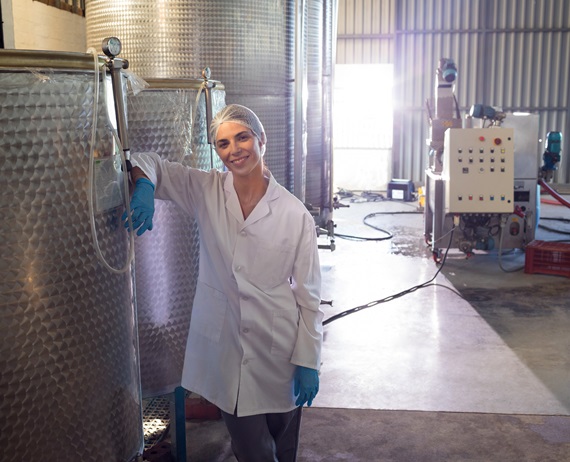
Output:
[
  {"left": 440, "top": 58, "right": 458, "bottom": 83},
  {"left": 469, "top": 104, "right": 497, "bottom": 120},
  {"left": 475, "top": 236, "right": 495, "bottom": 251},
  {"left": 542, "top": 131, "right": 562, "bottom": 172}
]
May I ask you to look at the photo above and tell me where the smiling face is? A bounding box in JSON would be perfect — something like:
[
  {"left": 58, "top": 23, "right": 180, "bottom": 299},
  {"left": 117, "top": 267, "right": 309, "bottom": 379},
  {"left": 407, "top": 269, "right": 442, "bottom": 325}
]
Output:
[{"left": 214, "top": 122, "right": 265, "bottom": 179}]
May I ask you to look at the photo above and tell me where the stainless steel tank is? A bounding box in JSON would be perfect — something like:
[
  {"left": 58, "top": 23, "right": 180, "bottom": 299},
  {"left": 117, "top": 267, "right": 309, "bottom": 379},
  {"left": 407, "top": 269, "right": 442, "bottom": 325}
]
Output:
[
  {"left": 0, "top": 50, "right": 143, "bottom": 462},
  {"left": 86, "top": 0, "right": 337, "bottom": 212},
  {"left": 85, "top": 0, "right": 296, "bottom": 189},
  {"left": 305, "top": 0, "right": 336, "bottom": 230},
  {"left": 127, "top": 79, "right": 226, "bottom": 397},
  {"left": 306, "top": 0, "right": 324, "bottom": 210}
]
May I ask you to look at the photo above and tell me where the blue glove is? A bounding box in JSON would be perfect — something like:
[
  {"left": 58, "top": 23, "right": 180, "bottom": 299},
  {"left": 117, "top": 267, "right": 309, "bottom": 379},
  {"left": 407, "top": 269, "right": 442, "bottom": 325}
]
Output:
[
  {"left": 294, "top": 366, "right": 319, "bottom": 407},
  {"left": 122, "top": 178, "right": 155, "bottom": 236}
]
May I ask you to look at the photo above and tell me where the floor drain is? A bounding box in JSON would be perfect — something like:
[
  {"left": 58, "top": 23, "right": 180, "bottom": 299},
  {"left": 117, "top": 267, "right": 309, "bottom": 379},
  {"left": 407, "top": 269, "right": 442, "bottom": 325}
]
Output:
[{"left": 142, "top": 396, "right": 170, "bottom": 451}]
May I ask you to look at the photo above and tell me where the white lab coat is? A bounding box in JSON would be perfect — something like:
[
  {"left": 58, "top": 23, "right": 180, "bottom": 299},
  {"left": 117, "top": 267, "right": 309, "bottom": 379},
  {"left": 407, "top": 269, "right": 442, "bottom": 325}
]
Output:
[{"left": 131, "top": 152, "right": 323, "bottom": 416}]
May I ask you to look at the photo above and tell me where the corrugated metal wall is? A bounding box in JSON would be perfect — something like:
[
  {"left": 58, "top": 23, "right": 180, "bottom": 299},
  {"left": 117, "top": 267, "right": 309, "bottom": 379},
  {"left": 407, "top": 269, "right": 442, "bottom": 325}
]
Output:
[
  {"left": 336, "top": 0, "right": 395, "bottom": 63},
  {"left": 337, "top": 0, "right": 570, "bottom": 184}
]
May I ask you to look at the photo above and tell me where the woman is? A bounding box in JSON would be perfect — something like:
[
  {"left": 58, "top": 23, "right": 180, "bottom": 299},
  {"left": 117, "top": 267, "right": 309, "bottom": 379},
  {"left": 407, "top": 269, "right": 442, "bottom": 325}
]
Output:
[{"left": 124, "top": 104, "right": 323, "bottom": 461}]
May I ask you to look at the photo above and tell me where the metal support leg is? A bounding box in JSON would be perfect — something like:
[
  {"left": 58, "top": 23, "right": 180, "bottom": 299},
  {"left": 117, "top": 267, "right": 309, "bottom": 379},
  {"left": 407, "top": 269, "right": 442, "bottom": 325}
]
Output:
[{"left": 170, "top": 387, "right": 187, "bottom": 461}]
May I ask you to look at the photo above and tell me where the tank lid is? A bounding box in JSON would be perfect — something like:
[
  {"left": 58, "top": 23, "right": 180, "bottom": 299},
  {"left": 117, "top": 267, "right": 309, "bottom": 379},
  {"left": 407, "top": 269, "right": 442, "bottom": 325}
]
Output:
[
  {"left": 0, "top": 49, "right": 103, "bottom": 71},
  {"left": 143, "top": 78, "right": 225, "bottom": 91}
]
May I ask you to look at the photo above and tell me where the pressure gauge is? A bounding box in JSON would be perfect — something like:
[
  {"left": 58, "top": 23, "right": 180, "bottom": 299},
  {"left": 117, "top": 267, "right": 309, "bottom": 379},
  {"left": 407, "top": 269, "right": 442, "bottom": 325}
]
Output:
[{"left": 102, "top": 37, "right": 122, "bottom": 58}]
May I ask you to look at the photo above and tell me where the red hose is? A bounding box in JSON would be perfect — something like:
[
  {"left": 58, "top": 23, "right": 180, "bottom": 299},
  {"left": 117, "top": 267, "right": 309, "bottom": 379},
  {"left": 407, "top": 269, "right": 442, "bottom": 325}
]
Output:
[
  {"left": 541, "top": 199, "right": 563, "bottom": 206},
  {"left": 539, "top": 179, "right": 570, "bottom": 208}
]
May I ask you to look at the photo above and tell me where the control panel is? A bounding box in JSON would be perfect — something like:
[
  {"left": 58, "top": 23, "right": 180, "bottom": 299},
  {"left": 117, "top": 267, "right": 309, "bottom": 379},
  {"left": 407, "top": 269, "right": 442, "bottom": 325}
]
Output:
[{"left": 443, "top": 128, "right": 514, "bottom": 213}]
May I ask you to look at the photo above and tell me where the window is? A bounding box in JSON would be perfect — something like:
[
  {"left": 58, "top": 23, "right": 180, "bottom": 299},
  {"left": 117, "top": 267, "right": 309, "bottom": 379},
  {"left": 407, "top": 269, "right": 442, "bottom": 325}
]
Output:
[
  {"left": 34, "top": 0, "right": 85, "bottom": 17},
  {"left": 333, "top": 64, "right": 394, "bottom": 192}
]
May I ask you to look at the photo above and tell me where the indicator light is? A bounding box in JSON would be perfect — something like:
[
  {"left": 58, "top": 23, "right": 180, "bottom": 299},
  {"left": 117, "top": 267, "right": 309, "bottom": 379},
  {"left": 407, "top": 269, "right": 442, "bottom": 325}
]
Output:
[{"left": 494, "top": 138, "right": 502, "bottom": 145}]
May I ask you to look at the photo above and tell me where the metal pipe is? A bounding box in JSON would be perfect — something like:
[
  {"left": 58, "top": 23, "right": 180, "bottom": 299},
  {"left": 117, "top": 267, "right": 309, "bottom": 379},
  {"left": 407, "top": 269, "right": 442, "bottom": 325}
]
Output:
[
  {"left": 172, "top": 386, "right": 188, "bottom": 462},
  {"left": 107, "top": 58, "right": 131, "bottom": 162},
  {"left": 201, "top": 67, "right": 216, "bottom": 168},
  {"left": 202, "top": 67, "right": 214, "bottom": 145},
  {"left": 320, "top": 0, "right": 338, "bottom": 230},
  {"left": 294, "top": 0, "right": 307, "bottom": 202}
]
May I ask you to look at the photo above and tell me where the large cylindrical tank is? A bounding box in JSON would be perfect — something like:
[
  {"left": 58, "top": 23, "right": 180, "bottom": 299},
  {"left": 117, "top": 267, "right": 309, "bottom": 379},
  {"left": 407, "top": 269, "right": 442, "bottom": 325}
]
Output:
[
  {"left": 127, "top": 79, "right": 226, "bottom": 397},
  {"left": 304, "top": 0, "right": 336, "bottom": 229},
  {"left": 306, "top": 0, "right": 324, "bottom": 204},
  {"left": 85, "top": 0, "right": 337, "bottom": 231},
  {"left": 0, "top": 50, "right": 143, "bottom": 462},
  {"left": 320, "top": 0, "right": 337, "bottom": 228},
  {"left": 85, "top": 0, "right": 296, "bottom": 190}
]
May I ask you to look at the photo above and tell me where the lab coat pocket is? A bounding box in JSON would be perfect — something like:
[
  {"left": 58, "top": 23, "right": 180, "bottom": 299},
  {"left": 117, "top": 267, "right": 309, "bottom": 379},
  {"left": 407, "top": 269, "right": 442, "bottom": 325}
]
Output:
[
  {"left": 270, "top": 310, "right": 299, "bottom": 358},
  {"left": 251, "top": 243, "right": 296, "bottom": 290},
  {"left": 190, "top": 281, "right": 228, "bottom": 343}
]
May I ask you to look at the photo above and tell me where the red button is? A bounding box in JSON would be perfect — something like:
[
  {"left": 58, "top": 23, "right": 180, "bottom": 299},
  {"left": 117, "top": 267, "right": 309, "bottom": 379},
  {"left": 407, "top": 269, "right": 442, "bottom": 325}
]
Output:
[
  {"left": 494, "top": 138, "right": 502, "bottom": 145},
  {"left": 479, "top": 136, "right": 485, "bottom": 141}
]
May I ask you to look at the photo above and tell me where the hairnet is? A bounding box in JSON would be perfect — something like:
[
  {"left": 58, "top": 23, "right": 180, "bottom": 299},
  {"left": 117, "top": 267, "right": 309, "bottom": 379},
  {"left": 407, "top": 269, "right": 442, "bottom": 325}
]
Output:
[{"left": 210, "top": 104, "right": 267, "bottom": 151}]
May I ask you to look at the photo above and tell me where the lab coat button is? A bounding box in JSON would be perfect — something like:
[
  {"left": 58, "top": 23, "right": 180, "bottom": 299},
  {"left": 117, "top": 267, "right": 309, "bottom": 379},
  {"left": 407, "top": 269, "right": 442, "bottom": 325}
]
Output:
[
  {"left": 235, "top": 265, "right": 242, "bottom": 272},
  {"left": 240, "top": 231, "right": 247, "bottom": 236},
  {"left": 243, "top": 359, "right": 249, "bottom": 365},
  {"left": 243, "top": 328, "right": 249, "bottom": 333}
]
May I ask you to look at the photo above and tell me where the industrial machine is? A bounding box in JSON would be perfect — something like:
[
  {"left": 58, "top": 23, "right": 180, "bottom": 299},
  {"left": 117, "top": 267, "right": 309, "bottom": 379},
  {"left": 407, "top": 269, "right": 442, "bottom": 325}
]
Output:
[{"left": 424, "top": 59, "right": 540, "bottom": 261}]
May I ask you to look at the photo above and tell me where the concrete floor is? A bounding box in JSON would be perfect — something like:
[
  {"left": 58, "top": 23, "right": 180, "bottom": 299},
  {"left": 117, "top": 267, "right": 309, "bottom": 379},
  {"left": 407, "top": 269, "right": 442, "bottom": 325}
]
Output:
[
  {"left": 150, "top": 191, "right": 570, "bottom": 461},
  {"left": 317, "top": 196, "right": 570, "bottom": 416}
]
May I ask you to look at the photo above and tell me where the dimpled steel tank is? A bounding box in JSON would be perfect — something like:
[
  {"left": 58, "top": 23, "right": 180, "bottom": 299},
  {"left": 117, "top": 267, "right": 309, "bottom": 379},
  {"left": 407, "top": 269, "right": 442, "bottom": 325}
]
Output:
[
  {"left": 0, "top": 50, "right": 143, "bottom": 462},
  {"left": 86, "top": 0, "right": 336, "bottom": 234},
  {"left": 85, "top": 0, "right": 295, "bottom": 189},
  {"left": 127, "top": 79, "right": 226, "bottom": 397}
]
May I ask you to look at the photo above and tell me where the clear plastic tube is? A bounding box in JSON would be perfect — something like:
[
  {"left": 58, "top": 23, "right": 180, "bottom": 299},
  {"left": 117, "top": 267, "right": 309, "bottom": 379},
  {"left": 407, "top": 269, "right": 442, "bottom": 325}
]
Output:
[
  {"left": 192, "top": 81, "right": 210, "bottom": 167},
  {"left": 86, "top": 47, "right": 135, "bottom": 274}
]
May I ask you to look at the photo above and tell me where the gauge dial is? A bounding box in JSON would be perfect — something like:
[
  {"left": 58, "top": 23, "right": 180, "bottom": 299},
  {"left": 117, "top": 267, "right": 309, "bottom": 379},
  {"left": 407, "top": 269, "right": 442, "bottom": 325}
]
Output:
[{"left": 102, "top": 37, "right": 122, "bottom": 57}]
